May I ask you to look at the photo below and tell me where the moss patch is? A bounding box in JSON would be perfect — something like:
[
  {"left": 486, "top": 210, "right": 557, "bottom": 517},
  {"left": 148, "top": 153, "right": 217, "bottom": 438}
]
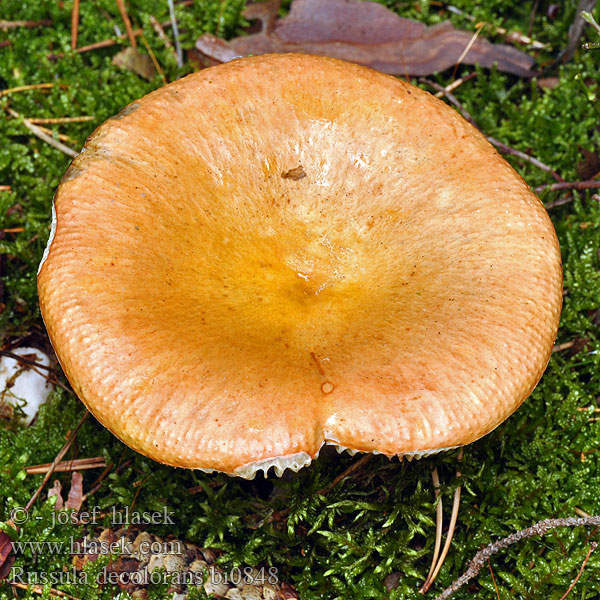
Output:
[{"left": 1, "top": 1, "right": 600, "bottom": 599}]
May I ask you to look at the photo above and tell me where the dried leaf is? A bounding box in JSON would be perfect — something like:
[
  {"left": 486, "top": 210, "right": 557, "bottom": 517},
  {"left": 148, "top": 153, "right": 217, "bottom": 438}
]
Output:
[
  {"left": 537, "top": 76, "right": 560, "bottom": 90},
  {"left": 576, "top": 146, "right": 600, "bottom": 180},
  {"left": 0, "top": 530, "right": 14, "bottom": 581},
  {"left": 65, "top": 471, "right": 84, "bottom": 511},
  {"left": 196, "top": 0, "right": 536, "bottom": 77},
  {"left": 48, "top": 479, "right": 64, "bottom": 510},
  {"left": 112, "top": 47, "right": 156, "bottom": 81}
]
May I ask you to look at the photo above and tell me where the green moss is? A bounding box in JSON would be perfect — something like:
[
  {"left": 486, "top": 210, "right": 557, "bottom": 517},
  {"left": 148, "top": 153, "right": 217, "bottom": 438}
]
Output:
[{"left": 2, "top": 1, "right": 600, "bottom": 599}]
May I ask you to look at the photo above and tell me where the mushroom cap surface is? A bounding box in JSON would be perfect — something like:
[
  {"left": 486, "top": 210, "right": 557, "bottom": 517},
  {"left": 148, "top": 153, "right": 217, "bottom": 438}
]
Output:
[{"left": 38, "top": 54, "right": 562, "bottom": 478}]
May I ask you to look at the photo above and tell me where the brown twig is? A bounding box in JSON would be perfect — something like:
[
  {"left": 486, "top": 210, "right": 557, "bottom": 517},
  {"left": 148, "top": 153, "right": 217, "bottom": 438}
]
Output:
[
  {"left": 558, "top": 542, "right": 597, "bottom": 600},
  {"left": 150, "top": 15, "right": 178, "bottom": 63},
  {"left": 115, "top": 0, "right": 137, "bottom": 48},
  {"left": 139, "top": 33, "right": 167, "bottom": 84},
  {"left": 545, "top": 195, "right": 576, "bottom": 210},
  {"left": 421, "top": 78, "right": 564, "bottom": 182},
  {"left": 71, "top": 0, "right": 80, "bottom": 50},
  {"left": 25, "top": 457, "right": 106, "bottom": 475},
  {"left": 6, "top": 108, "right": 78, "bottom": 157},
  {"left": 434, "top": 72, "right": 477, "bottom": 99},
  {"left": 452, "top": 23, "right": 485, "bottom": 79},
  {"left": 2, "top": 228, "right": 24, "bottom": 233},
  {"left": 23, "top": 412, "right": 89, "bottom": 513},
  {"left": 10, "top": 582, "right": 80, "bottom": 600},
  {"left": 0, "top": 349, "right": 55, "bottom": 373},
  {"left": 553, "top": 340, "right": 576, "bottom": 353},
  {"left": 75, "top": 20, "right": 172, "bottom": 54},
  {"left": 444, "top": 5, "right": 550, "bottom": 50},
  {"left": 433, "top": 516, "right": 600, "bottom": 600},
  {"left": 26, "top": 116, "right": 94, "bottom": 125},
  {"left": 535, "top": 180, "right": 600, "bottom": 193},
  {"left": 317, "top": 453, "right": 374, "bottom": 496},
  {"left": 0, "top": 83, "right": 55, "bottom": 96},
  {"left": 488, "top": 559, "right": 501, "bottom": 600},
  {"left": 0, "top": 20, "right": 52, "bottom": 30},
  {"left": 0, "top": 185, "right": 11, "bottom": 192}
]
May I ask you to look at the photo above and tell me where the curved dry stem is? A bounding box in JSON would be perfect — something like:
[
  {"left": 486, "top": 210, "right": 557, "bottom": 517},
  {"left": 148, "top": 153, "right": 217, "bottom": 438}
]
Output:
[
  {"left": 420, "top": 467, "right": 443, "bottom": 593},
  {"left": 421, "top": 449, "right": 464, "bottom": 594}
]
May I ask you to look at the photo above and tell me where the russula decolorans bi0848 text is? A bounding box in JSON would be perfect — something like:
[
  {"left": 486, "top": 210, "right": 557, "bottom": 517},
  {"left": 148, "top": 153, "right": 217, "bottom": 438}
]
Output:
[{"left": 38, "top": 54, "right": 562, "bottom": 479}]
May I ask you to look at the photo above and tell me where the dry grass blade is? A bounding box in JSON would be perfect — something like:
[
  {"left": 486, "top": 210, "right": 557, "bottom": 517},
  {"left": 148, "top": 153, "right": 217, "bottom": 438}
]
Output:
[
  {"left": 420, "top": 467, "right": 444, "bottom": 593},
  {"left": 115, "top": 0, "right": 137, "bottom": 48},
  {"left": 434, "top": 72, "right": 477, "bottom": 98},
  {"left": 23, "top": 411, "right": 89, "bottom": 513},
  {"left": 25, "top": 457, "right": 106, "bottom": 475},
  {"left": 422, "top": 450, "right": 463, "bottom": 594},
  {"left": 6, "top": 108, "right": 78, "bottom": 157},
  {"left": 9, "top": 582, "right": 81, "bottom": 600},
  {"left": 0, "top": 20, "right": 52, "bottom": 29},
  {"left": 0, "top": 83, "right": 55, "bottom": 96},
  {"left": 167, "top": 0, "right": 183, "bottom": 67},
  {"left": 558, "top": 542, "right": 597, "bottom": 600},
  {"left": 26, "top": 116, "right": 94, "bottom": 125}
]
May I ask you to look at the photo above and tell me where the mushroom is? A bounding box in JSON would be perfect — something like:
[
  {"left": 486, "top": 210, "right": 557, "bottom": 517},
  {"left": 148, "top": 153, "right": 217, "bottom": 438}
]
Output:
[{"left": 37, "top": 54, "right": 562, "bottom": 479}]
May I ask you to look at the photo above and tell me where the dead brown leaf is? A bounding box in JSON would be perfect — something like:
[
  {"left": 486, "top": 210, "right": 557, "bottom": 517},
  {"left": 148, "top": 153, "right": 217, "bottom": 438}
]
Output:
[
  {"left": 112, "top": 47, "right": 156, "bottom": 80},
  {"left": 65, "top": 471, "right": 84, "bottom": 511},
  {"left": 48, "top": 479, "right": 64, "bottom": 510},
  {"left": 0, "top": 530, "right": 14, "bottom": 581},
  {"left": 195, "top": 0, "right": 536, "bottom": 77},
  {"left": 576, "top": 146, "right": 600, "bottom": 180}
]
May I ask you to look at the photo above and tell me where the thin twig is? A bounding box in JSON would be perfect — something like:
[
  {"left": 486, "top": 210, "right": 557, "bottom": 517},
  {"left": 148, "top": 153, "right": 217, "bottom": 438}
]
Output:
[
  {"left": 2, "top": 227, "right": 24, "bottom": 233},
  {"left": 27, "top": 122, "right": 77, "bottom": 144},
  {"left": 421, "top": 78, "right": 564, "bottom": 182},
  {"left": 0, "top": 20, "right": 52, "bottom": 30},
  {"left": 23, "top": 412, "right": 89, "bottom": 513},
  {"left": 9, "top": 582, "right": 81, "bottom": 600},
  {"left": 115, "top": 0, "right": 137, "bottom": 48},
  {"left": 434, "top": 73, "right": 477, "bottom": 99},
  {"left": 553, "top": 340, "right": 576, "bottom": 353},
  {"left": 0, "top": 349, "right": 55, "bottom": 373},
  {"left": 74, "top": 20, "right": 173, "bottom": 54},
  {"left": 558, "top": 542, "right": 597, "bottom": 600},
  {"left": 433, "top": 516, "right": 600, "bottom": 600},
  {"left": 26, "top": 115, "right": 94, "bottom": 125},
  {"left": 6, "top": 108, "right": 78, "bottom": 157},
  {"left": 25, "top": 457, "right": 106, "bottom": 475},
  {"left": 444, "top": 5, "right": 550, "bottom": 50},
  {"left": 545, "top": 195, "right": 576, "bottom": 210},
  {"left": 167, "top": 0, "right": 183, "bottom": 67},
  {"left": 0, "top": 83, "right": 55, "bottom": 96},
  {"left": 452, "top": 23, "right": 485, "bottom": 79},
  {"left": 139, "top": 33, "right": 167, "bottom": 83},
  {"left": 317, "top": 453, "right": 374, "bottom": 496},
  {"left": 535, "top": 180, "right": 600, "bottom": 193},
  {"left": 150, "top": 15, "right": 178, "bottom": 63},
  {"left": 71, "top": 0, "right": 80, "bottom": 50},
  {"left": 488, "top": 559, "right": 501, "bottom": 600}
]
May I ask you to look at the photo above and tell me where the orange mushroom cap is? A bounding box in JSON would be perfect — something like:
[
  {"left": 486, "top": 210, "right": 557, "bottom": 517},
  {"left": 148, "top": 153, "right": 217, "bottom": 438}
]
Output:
[{"left": 38, "top": 54, "right": 562, "bottom": 478}]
